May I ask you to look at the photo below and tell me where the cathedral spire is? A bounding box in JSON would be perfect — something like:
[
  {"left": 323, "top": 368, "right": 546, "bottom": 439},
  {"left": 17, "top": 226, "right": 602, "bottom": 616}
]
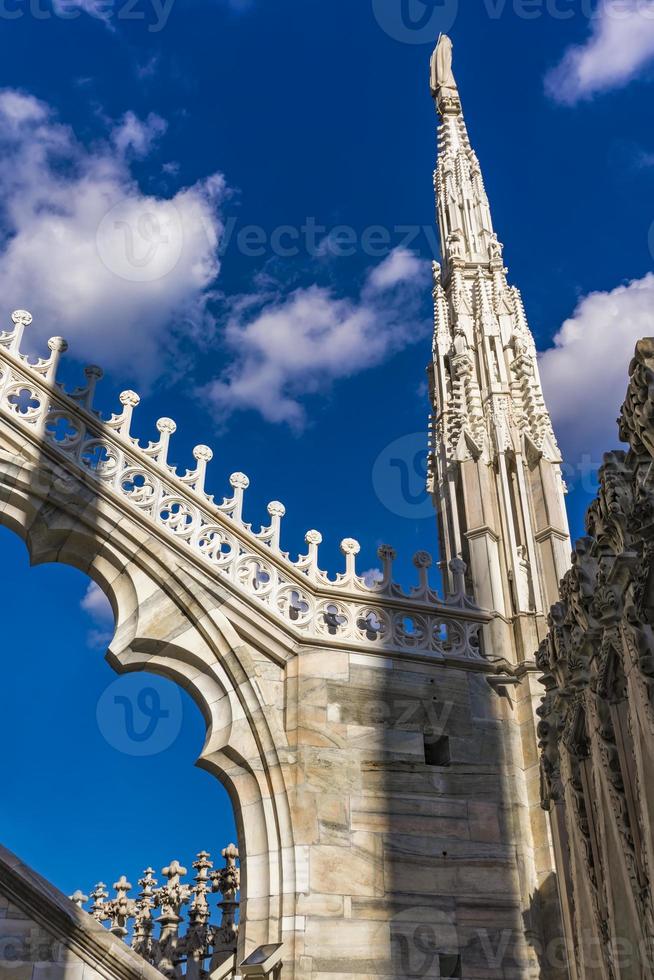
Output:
[
  {"left": 431, "top": 35, "right": 499, "bottom": 272},
  {"left": 427, "top": 36, "right": 571, "bottom": 663}
]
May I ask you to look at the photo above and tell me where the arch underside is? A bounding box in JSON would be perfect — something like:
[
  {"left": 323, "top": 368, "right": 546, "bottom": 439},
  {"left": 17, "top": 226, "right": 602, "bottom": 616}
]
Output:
[{"left": 0, "top": 435, "right": 299, "bottom": 966}]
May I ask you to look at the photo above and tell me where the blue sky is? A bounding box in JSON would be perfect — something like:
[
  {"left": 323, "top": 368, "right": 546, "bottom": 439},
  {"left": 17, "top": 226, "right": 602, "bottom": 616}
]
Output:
[{"left": 1, "top": 0, "right": 654, "bottom": 903}]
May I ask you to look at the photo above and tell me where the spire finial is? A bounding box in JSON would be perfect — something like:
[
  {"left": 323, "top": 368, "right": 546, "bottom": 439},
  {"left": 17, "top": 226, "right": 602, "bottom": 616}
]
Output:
[{"left": 430, "top": 34, "right": 459, "bottom": 109}]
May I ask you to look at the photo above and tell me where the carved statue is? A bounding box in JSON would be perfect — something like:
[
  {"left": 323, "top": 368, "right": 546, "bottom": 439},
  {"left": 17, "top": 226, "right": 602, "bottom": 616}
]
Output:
[
  {"left": 537, "top": 337, "right": 654, "bottom": 961},
  {"left": 430, "top": 34, "right": 458, "bottom": 97}
]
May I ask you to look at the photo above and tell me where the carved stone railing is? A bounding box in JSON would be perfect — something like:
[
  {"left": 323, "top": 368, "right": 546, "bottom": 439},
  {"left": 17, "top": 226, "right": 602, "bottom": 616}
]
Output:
[
  {"left": 0, "top": 311, "right": 488, "bottom": 658},
  {"left": 71, "top": 847, "right": 239, "bottom": 979},
  {"left": 537, "top": 339, "right": 654, "bottom": 975}
]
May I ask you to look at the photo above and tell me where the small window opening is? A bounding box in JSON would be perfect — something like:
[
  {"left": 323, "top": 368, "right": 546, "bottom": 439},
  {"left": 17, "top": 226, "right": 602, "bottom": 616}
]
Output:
[
  {"left": 424, "top": 734, "right": 451, "bottom": 767},
  {"left": 439, "top": 953, "right": 462, "bottom": 978}
]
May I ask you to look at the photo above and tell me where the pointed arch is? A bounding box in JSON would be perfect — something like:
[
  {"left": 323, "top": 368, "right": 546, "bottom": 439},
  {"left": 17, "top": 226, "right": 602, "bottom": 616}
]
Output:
[{"left": 0, "top": 445, "right": 298, "bottom": 964}]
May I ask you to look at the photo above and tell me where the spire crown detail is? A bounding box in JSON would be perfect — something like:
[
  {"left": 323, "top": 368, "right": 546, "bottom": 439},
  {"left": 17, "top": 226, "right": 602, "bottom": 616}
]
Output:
[{"left": 428, "top": 45, "right": 571, "bottom": 640}]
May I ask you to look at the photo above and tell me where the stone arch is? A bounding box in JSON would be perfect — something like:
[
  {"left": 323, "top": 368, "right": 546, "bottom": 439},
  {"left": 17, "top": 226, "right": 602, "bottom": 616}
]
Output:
[{"left": 0, "top": 444, "right": 298, "bottom": 965}]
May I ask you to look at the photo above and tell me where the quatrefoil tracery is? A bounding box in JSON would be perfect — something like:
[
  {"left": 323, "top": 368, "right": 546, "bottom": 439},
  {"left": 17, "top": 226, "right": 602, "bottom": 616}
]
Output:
[
  {"left": 6, "top": 386, "right": 41, "bottom": 420},
  {"left": 0, "top": 313, "right": 483, "bottom": 659}
]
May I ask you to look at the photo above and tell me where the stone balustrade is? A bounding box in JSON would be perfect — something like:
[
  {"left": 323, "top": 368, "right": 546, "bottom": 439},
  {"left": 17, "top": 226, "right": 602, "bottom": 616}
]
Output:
[
  {"left": 0, "top": 310, "right": 487, "bottom": 659},
  {"left": 71, "top": 847, "right": 239, "bottom": 980}
]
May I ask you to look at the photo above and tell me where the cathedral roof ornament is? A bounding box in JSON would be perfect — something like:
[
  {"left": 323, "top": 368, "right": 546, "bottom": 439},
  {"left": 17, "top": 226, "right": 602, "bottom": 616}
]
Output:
[
  {"left": 427, "top": 37, "right": 570, "bottom": 627},
  {"left": 430, "top": 34, "right": 461, "bottom": 115},
  {"left": 0, "top": 312, "right": 486, "bottom": 660},
  {"left": 73, "top": 847, "right": 241, "bottom": 979}
]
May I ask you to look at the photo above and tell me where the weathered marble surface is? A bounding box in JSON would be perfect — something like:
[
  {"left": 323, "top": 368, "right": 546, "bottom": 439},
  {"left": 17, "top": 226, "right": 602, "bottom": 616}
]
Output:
[{"left": 539, "top": 339, "right": 654, "bottom": 980}]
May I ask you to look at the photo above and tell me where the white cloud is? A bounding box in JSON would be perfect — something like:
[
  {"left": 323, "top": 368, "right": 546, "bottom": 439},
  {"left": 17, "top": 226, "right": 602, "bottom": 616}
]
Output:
[
  {"left": 204, "top": 248, "right": 431, "bottom": 430},
  {"left": 546, "top": 0, "right": 654, "bottom": 104},
  {"left": 539, "top": 273, "right": 654, "bottom": 461},
  {"left": 0, "top": 90, "right": 226, "bottom": 382},
  {"left": 81, "top": 582, "right": 114, "bottom": 649},
  {"left": 111, "top": 111, "right": 167, "bottom": 158},
  {"left": 367, "top": 247, "right": 425, "bottom": 290},
  {"left": 81, "top": 581, "right": 113, "bottom": 622}
]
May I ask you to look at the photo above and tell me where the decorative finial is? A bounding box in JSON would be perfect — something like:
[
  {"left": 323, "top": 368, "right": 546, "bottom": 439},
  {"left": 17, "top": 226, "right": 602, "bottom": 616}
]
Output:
[
  {"left": 193, "top": 445, "right": 213, "bottom": 463},
  {"left": 120, "top": 390, "right": 141, "bottom": 408},
  {"left": 430, "top": 34, "right": 460, "bottom": 112},
  {"left": 413, "top": 551, "right": 433, "bottom": 569},
  {"left": 340, "top": 537, "right": 361, "bottom": 580},
  {"left": 448, "top": 555, "right": 468, "bottom": 601},
  {"left": 162, "top": 860, "right": 187, "bottom": 883},
  {"left": 414, "top": 551, "right": 433, "bottom": 593},
  {"left": 70, "top": 890, "right": 88, "bottom": 908},
  {"left": 305, "top": 530, "right": 323, "bottom": 575},
  {"left": 11, "top": 310, "right": 32, "bottom": 327},
  {"left": 376, "top": 544, "right": 397, "bottom": 586},
  {"left": 154, "top": 418, "right": 177, "bottom": 466},
  {"left": 83, "top": 365, "right": 103, "bottom": 410},
  {"left": 46, "top": 337, "right": 68, "bottom": 383},
  {"left": 90, "top": 882, "right": 109, "bottom": 922},
  {"left": 267, "top": 501, "right": 286, "bottom": 549},
  {"left": 229, "top": 473, "right": 250, "bottom": 523},
  {"left": 192, "top": 445, "right": 213, "bottom": 493},
  {"left": 118, "top": 390, "right": 140, "bottom": 437},
  {"left": 230, "top": 472, "right": 250, "bottom": 491},
  {"left": 10, "top": 310, "right": 32, "bottom": 354}
]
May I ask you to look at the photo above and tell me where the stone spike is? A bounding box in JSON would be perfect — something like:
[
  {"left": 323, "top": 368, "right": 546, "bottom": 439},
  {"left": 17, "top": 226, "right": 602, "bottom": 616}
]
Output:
[
  {"left": 192, "top": 445, "right": 213, "bottom": 494},
  {"left": 69, "top": 890, "right": 88, "bottom": 909},
  {"left": 162, "top": 860, "right": 187, "bottom": 884},
  {"left": 447, "top": 556, "right": 468, "bottom": 602},
  {"left": 229, "top": 472, "right": 250, "bottom": 523},
  {"left": 90, "top": 882, "right": 109, "bottom": 922},
  {"left": 267, "top": 501, "right": 286, "bottom": 549},
  {"left": 193, "top": 850, "right": 213, "bottom": 872},
  {"left": 413, "top": 551, "right": 433, "bottom": 592},
  {"left": 10, "top": 310, "right": 32, "bottom": 354},
  {"left": 83, "top": 365, "right": 103, "bottom": 411},
  {"left": 156, "top": 418, "right": 177, "bottom": 465},
  {"left": 304, "top": 530, "right": 323, "bottom": 574},
  {"left": 138, "top": 868, "right": 157, "bottom": 893},
  {"left": 46, "top": 337, "right": 68, "bottom": 383},
  {"left": 113, "top": 874, "right": 132, "bottom": 896},
  {"left": 118, "top": 390, "right": 140, "bottom": 437},
  {"left": 376, "top": 544, "right": 397, "bottom": 585},
  {"left": 340, "top": 538, "right": 361, "bottom": 579}
]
